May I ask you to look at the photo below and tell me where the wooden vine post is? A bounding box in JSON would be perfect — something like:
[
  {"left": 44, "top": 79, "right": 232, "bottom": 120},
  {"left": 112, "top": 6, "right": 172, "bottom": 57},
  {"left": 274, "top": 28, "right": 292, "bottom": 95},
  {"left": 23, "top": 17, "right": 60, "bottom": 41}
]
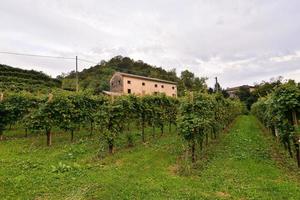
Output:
[
  {"left": 47, "top": 93, "right": 53, "bottom": 146},
  {"left": 48, "top": 93, "right": 53, "bottom": 102},
  {"left": 0, "top": 92, "right": 3, "bottom": 102},
  {"left": 190, "top": 92, "right": 196, "bottom": 163},
  {"left": 295, "top": 136, "right": 300, "bottom": 168},
  {"left": 292, "top": 110, "right": 300, "bottom": 167},
  {"left": 0, "top": 92, "right": 4, "bottom": 140}
]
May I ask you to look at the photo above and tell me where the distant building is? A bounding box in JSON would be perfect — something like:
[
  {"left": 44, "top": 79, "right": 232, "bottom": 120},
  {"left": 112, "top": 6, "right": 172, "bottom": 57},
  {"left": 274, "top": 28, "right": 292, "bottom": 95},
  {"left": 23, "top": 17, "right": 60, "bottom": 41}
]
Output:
[
  {"left": 106, "top": 72, "right": 177, "bottom": 97},
  {"left": 226, "top": 85, "right": 255, "bottom": 98}
]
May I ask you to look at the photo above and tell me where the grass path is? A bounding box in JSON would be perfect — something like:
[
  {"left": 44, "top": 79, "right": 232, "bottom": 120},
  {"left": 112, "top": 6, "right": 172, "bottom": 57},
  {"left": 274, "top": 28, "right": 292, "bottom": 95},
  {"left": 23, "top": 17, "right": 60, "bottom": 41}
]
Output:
[
  {"left": 190, "top": 115, "right": 300, "bottom": 199},
  {"left": 0, "top": 115, "right": 300, "bottom": 199}
]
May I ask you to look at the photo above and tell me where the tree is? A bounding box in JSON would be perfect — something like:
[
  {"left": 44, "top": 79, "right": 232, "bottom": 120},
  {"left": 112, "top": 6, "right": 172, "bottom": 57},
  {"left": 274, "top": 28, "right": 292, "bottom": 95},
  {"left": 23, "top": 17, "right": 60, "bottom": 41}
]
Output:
[
  {"left": 95, "top": 97, "right": 125, "bottom": 154},
  {"left": 236, "top": 86, "right": 257, "bottom": 110},
  {"left": 193, "top": 77, "right": 207, "bottom": 92},
  {"left": 178, "top": 93, "right": 215, "bottom": 162},
  {"left": 0, "top": 93, "right": 38, "bottom": 139},
  {"left": 52, "top": 95, "right": 78, "bottom": 142},
  {"left": 116, "top": 95, "right": 138, "bottom": 145},
  {"left": 25, "top": 101, "right": 56, "bottom": 146},
  {"left": 207, "top": 87, "right": 214, "bottom": 94},
  {"left": 165, "top": 97, "right": 179, "bottom": 133},
  {"left": 180, "top": 70, "right": 195, "bottom": 90},
  {"left": 137, "top": 96, "right": 149, "bottom": 142},
  {"left": 152, "top": 95, "right": 168, "bottom": 136},
  {"left": 252, "top": 77, "right": 282, "bottom": 97},
  {"left": 166, "top": 68, "right": 178, "bottom": 82}
]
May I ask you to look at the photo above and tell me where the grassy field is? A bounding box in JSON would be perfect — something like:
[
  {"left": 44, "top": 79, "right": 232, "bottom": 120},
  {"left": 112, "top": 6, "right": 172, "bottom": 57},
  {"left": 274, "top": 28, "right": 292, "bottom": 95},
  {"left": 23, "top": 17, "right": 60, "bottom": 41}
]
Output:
[{"left": 0, "top": 116, "right": 299, "bottom": 199}]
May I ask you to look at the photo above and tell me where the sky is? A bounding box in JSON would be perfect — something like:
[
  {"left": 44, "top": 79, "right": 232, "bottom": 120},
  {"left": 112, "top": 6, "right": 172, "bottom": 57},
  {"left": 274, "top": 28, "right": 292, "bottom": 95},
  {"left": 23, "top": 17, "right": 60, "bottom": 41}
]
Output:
[{"left": 0, "top": 0, "right": 300, "bottom": 88}]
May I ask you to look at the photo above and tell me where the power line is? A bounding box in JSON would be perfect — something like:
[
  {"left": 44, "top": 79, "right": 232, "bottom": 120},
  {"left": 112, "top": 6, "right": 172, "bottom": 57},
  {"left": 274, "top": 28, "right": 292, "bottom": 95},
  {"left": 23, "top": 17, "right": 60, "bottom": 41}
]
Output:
[
  {"left": 0, "top": 50, "right": 99, "bottom": 93},
  {"left": 77, "top": 58, "right": 98, "bottom": 64},
  {"left": 0, "top": 51, "right": 74, "bottom": 60},
  {"left": 0, "top": 51, "right": 98, "bottom": 64}
]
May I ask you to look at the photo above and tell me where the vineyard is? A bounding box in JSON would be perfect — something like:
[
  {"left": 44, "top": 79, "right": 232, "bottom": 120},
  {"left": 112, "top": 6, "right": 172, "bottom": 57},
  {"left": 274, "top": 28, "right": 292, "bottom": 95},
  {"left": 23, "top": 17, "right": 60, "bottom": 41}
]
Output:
[
  {"left": 0, "top": 64, "right": 61, "bottom": 93},
  {"left": 1, "top": 0, "right": 300, "bottom": 198},
  {"left": 1, "top": 89, "right": 300, "bottom": 199},
  {"left": 251, "top": 82, "right": 300, "bottom": 167},
  {"left": 0, "top": 91, "right": 242, "bottom": 156}
]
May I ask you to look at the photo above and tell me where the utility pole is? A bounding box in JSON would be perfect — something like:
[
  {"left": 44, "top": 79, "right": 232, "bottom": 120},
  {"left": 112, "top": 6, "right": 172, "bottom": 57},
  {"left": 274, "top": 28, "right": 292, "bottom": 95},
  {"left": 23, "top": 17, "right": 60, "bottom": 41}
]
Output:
[{"left": 76, "top": 56, "right": 79, "bottom": 92}]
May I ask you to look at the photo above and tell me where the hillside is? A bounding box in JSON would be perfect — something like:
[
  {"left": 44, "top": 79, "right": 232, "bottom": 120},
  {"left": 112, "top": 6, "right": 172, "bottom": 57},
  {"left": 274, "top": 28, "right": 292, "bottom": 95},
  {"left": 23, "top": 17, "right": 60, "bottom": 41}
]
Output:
[
  {"left": 0, "top": 56, "right": 206, "bottom": 95},
  {"left": 0, "top": 64, "right": 61, "bottom": 93},
  {"left": 62, "top": 56, "right": 180, "bottom": 94}
]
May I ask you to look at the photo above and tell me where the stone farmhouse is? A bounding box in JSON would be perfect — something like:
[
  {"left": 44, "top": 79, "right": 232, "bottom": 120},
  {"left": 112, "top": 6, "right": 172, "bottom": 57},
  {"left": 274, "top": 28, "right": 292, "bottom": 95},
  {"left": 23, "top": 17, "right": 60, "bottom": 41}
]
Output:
[
  {"left": 106, "top": 72, "right": 177, "bottom": 97},
  {"left": 226, "top": 85, "right": 255, "bottom": 98}
]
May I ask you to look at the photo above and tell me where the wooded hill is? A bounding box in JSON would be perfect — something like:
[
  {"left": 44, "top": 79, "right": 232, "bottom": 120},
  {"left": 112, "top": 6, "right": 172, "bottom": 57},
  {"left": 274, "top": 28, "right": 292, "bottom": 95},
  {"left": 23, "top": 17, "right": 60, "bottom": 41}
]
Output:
[
  {"left": 0, "top": 64, "right": 61, "bottom": 93},
  {"left": 61, "top": 55, "right": 180, "bottom": 94},
  {"left": 61, "top": 55, "right": 207, "bottom": 95}
]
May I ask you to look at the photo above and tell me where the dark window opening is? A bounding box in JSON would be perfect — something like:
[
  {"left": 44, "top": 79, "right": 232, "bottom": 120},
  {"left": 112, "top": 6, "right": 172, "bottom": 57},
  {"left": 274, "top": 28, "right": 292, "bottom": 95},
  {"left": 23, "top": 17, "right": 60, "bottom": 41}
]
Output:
[
  {"left": 128, "top": 89, "right": 131, "bottom": 94},
  {"left": 161, "top": 85, "right": 164, "bottom": 88},
  {"left": 172, "top": 86, "right": 175, "bottom": 89},
  {"left": 127, "top": 80, "right": 131, "bottom": 84},
  {"left": 154, "top": 92, "right": 158, "bottom": 95},
  {"left": 142, "top": 82, "right": 145, "bottom": 86},
  {"left": 118, "top": 80, "right": 121, "bottom": 84},
  {"left": 155, "top": 84, "right": 158, "bottom": 87},
  {"left": 111, "top": 83, "right": 114, "bottom": 86}
]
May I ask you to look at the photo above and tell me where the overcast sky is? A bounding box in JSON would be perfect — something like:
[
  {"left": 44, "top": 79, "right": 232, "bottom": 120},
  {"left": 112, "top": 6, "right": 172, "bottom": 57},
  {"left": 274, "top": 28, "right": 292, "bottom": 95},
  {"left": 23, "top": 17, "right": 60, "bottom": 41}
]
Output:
[{"left": 0, "top": 0, "right": 300, "bottom": 88}]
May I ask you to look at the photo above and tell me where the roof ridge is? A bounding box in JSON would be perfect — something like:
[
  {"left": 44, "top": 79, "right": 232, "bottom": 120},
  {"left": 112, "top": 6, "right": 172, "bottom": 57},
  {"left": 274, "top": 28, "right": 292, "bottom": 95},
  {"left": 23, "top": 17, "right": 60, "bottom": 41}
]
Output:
[{"left": 115, "top": 72, "right": 177, "bottom": 84}]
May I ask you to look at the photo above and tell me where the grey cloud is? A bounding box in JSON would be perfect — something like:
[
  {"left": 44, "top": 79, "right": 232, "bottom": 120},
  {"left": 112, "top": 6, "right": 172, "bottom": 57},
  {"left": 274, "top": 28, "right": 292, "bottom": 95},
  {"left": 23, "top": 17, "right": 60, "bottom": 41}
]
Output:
[{"left": 0, "top": 0, "right": 299, "bottom": 87}]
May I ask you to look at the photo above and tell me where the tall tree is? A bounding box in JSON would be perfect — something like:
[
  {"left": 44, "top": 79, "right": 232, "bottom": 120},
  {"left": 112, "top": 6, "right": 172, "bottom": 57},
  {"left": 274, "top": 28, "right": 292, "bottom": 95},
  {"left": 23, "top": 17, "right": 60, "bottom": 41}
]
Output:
[
  {"left": 180, "top": 70, "right": 195, "bottom": 90},
  {"left": 193, "top": 77, "right": 207, "bottom": 92}
]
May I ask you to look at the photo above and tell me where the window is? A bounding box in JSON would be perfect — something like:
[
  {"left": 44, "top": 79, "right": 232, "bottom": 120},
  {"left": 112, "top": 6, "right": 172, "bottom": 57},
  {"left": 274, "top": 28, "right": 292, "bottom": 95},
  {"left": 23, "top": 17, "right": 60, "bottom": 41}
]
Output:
[
  {"left": 154, "top": 92, "right": 158, "bottom": 95},
  {"left": 155, "top": 84, "right": 158, "bottom": 87},
  {"left": 111, "top": 83, "right": 114, "bottom": 86},
  {"left": 172, "top": 86, "right": 175, "bottom": 90},
  {"left": 127, "top": 80, "right": 131, "bottom": 84},
  {"left": 161, "top": 85, "right": 164, "bottom": 88},
  {"left": 172, "top": 94, "right": 176, "bottom": 97},
  {"left": 128, "top": 89, "right": 131, "bottom": 94},
  {"left": 142, "top": 82, "right": 145, "bottom": 86},
  {"left": 118, "top": 80, "right": 121, "bottom": 84}
]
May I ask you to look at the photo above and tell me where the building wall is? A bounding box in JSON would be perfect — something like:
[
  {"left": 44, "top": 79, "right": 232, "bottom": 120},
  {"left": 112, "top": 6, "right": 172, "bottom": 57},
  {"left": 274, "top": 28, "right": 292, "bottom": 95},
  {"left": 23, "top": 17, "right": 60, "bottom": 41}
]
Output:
[
  {"left": 110, "top": 73, "right": 123, "bottom": 93},
  {"left": 226, "top": 86, "right": 255, "bottom": 98},
  {"left": 122, "top": 76, "right": 177, "bottom": 97},
  {"left": 227, "top": 91, "right": 238, "bottom": 98},
  {"left": 249, "top": 87, "right": 255, "bottom": 92}
]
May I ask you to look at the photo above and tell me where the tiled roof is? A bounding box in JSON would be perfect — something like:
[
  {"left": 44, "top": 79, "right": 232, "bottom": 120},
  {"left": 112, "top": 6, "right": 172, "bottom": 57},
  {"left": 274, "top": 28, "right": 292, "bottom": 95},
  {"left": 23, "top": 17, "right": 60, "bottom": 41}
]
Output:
[{"left": 115, "top": 72, "right": 177, "bottom": 84}]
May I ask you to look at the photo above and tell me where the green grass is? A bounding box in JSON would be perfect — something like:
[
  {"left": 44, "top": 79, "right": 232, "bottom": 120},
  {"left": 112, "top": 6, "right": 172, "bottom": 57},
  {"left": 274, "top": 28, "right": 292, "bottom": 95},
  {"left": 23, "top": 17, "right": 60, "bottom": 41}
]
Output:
[{"left": 0, "top": 116, "right": 299, "bottom": 199}]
